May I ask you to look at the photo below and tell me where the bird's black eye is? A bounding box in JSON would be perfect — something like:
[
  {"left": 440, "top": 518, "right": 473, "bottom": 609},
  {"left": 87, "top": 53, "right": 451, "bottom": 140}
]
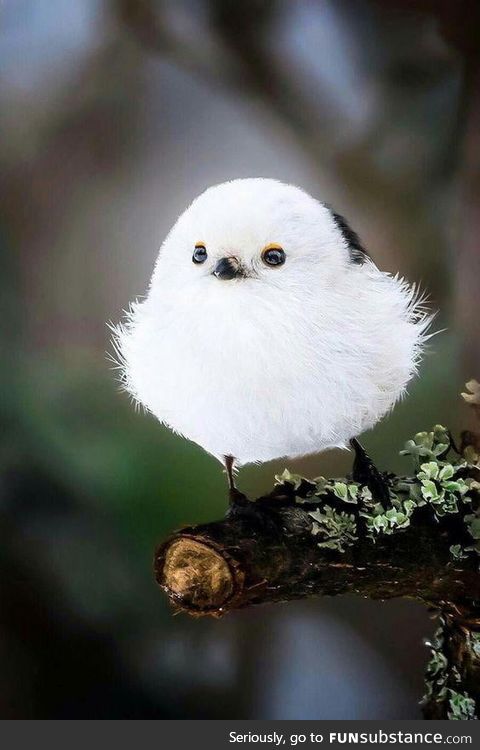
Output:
[
  {"left": 261, "top": 245, "right": 286, "bottom": 267},
  {"left": 193, "top": 244, "right": 207, "bottom": 264}
]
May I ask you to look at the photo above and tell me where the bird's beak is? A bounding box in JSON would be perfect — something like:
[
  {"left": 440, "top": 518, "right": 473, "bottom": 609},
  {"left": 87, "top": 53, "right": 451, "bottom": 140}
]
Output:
[{"left": 213, "top": 257, "right": 242, "bottom": 280}]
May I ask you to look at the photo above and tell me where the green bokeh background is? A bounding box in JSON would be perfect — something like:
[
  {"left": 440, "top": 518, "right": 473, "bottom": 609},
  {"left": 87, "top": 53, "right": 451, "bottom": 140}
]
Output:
[{"left": 1, "top": 0, "right": 478, "bottom": 719}]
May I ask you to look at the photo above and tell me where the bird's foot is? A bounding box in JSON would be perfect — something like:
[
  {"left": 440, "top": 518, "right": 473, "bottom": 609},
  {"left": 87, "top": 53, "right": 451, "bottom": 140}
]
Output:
[
  {"left": 228, "top": 487, "right": 249, "bottom": 508},
  {"left": 226, "top": 488, "right": 264, "bottom": 526},
  {"left": 223, "top": 457, "right": 275, "bottom": 534},
  {"left": 223, "top": 455, "right": 249, "bottom": 510},
  {"left": 349, "top": 438, "right": 390, "bottom": 503},
  {"left": 225, "top": 489, "right": 281, "bottom": 535}
]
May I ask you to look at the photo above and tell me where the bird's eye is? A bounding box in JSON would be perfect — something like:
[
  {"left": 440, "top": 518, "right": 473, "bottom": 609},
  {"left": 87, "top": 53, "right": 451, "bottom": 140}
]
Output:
[
  {"left": 193, "top": 244, "right": 207, "bottom": 264},
  {"left": 261, "top": 245, "right": 286, "bottom": 267}
]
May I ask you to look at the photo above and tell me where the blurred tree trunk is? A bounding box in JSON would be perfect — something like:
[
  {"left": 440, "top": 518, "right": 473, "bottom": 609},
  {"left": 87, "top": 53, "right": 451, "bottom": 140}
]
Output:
[
  {"left": 456, "top": 59, "right": 480, "bottom": 381},
  {"left": 384, "top": 1, "right": 480, "bottom": 379}
]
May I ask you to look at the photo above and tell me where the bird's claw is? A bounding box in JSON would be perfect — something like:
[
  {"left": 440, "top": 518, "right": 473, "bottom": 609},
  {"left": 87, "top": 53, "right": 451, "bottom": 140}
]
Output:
[
  {"left": 349, "top": 438, "right": 390, "bottom": 503},
  {"left": 228, "top": 487, "right": 249, "bottom": 508}
]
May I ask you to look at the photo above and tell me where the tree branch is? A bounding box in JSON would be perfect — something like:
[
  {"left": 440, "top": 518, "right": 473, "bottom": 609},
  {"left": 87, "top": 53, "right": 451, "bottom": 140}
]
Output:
[
  {"left": 155, "top": 400, "right": 480, "bottom": 719},
  {"left": 156, "top": 478, "right": 480, "bottom": 617}
]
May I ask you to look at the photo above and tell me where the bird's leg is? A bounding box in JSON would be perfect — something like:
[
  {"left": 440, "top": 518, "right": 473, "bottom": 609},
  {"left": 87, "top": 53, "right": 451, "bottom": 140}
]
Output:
[
  {"left": 224, "top": 455, "right": 236, "bottom": 491},
  {"left": 224, "top": 455, "right": 248, "bottom": 507},
  {"left": 349, "top": 438, "right": 390, "bottom": 504},
  {"left": 222, "top": 457, "right": 277, "bottom": 528}
]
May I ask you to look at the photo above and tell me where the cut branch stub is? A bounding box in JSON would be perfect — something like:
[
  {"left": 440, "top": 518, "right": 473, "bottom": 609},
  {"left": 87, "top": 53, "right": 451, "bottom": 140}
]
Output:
[
  {"left": 155, "top": 486, "right": 480, "bottom": 618},
  {"left": 160, "top": 536, "right": 241, "bottom": 614},
  {"left": 155, "top": 507, "right": 294, "bottom": 616}
]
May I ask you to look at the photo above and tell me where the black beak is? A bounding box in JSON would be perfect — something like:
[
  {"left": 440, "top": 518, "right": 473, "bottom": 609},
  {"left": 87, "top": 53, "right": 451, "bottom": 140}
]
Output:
[{"left": 213, "top": 257, "right": 242, "bottom": 280}]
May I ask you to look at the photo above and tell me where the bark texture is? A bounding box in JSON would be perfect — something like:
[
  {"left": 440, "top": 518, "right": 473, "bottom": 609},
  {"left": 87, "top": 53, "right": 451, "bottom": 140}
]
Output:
[{"left": 155, "top": 484, "right": 480, "bottom": 617}]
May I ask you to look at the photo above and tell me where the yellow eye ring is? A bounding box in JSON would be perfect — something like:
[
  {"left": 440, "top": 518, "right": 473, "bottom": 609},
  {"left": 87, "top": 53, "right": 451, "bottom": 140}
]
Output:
[{"left": 261, "top": 244, "right": 286, "bottom": 267}]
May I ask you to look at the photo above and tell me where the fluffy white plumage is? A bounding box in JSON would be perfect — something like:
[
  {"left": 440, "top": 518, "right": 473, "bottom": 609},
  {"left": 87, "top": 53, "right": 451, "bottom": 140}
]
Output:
[{"left": 113, "top": 178, "right": 433, "bottom": 467}]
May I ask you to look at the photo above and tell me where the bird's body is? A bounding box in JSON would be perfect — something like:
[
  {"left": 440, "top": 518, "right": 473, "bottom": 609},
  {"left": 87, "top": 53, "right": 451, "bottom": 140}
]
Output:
[{"left": 114, "top": 179, "right": 432, "bottom": 470}]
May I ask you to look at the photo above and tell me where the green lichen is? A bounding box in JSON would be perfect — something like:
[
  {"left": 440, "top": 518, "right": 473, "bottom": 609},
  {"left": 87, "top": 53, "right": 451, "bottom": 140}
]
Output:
[
  {"left": 274, "top": 418, "right": 480, "bottom": 717},
  {"left": 359, "top": 495, "right": 415, "bottom": 539},
  {"left": 423, "top": 625, "right": 448, "bottom": 705},
  {"left": 427, "top": 648, "right": 448, "bottom": 679},
  {"left": 470, "top": 632, "right": 480, "bottom": 659},
  {"left": 400, "top": 425, "right": 451, "bottom": 467},
  {"left": 274, "top": 469, "right": 306, "bottom": 492},
  {"left": 447, "top": 691, "right": 477, "bottom": 720},
  {"left": 449, "top": 544, "right": 469, "bottom": 561},
  {"left": 309, "top": 506, "right": 358, "bottom": 553},
  {"left": 275, "top": 422, "right": 480, "bottom": 558},
  {"left": 331, "top": 481, "right": 359, "bottom": 503},
  {"left": 464, "top": 511, "right": 480, "bottom": 556},
  {"left": 415, "top": 461, "right": 470, "bottom": 517},
  {"left": 422, "top": 618, "right": 478, "bottom": 720}
]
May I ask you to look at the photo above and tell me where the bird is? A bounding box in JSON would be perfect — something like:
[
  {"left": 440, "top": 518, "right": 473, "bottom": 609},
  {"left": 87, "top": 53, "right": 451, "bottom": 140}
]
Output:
[{"left": 113, "top": 178, "right": 433, "bottom": 496}]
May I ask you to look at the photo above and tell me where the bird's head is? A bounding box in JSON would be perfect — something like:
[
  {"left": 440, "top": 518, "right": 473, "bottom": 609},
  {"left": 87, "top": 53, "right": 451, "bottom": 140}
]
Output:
[{"left": 151, "top": 178, "right": 369, "bottom": 301}]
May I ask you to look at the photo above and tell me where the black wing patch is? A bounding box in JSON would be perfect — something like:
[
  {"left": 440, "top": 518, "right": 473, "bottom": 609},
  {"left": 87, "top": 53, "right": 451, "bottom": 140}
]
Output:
[{"left": 329, "top": 209, "right": 369, "bottom": 265}]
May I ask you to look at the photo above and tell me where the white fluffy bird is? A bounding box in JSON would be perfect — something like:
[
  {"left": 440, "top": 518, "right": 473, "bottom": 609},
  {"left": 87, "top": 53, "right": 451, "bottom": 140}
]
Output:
[{"left": 114, "top": 178, "right": 432, "bottom": 490}]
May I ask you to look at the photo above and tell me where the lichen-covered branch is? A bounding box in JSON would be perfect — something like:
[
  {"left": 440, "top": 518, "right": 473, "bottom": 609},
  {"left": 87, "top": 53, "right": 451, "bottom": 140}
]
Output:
[
  {"left": 422, "top": 614, "right": 480, "bottom": 719},
  {"left": 155, "top": 404, "right": 480, "bottom": 719},
  {"left": 156, "top": 424, "right": 480, "bottom": 614}
]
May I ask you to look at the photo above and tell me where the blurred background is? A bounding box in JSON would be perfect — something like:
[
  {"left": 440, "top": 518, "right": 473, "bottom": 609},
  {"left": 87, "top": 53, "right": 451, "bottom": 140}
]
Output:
[{"left": 1, "top": 0, "right": 479, "bottom": 719}]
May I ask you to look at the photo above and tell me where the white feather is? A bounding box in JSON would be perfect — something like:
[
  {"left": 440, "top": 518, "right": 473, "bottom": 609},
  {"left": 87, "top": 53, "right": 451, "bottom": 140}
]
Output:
[{"left": 113, "top": 178, "right": 434, "bottom": 466}]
